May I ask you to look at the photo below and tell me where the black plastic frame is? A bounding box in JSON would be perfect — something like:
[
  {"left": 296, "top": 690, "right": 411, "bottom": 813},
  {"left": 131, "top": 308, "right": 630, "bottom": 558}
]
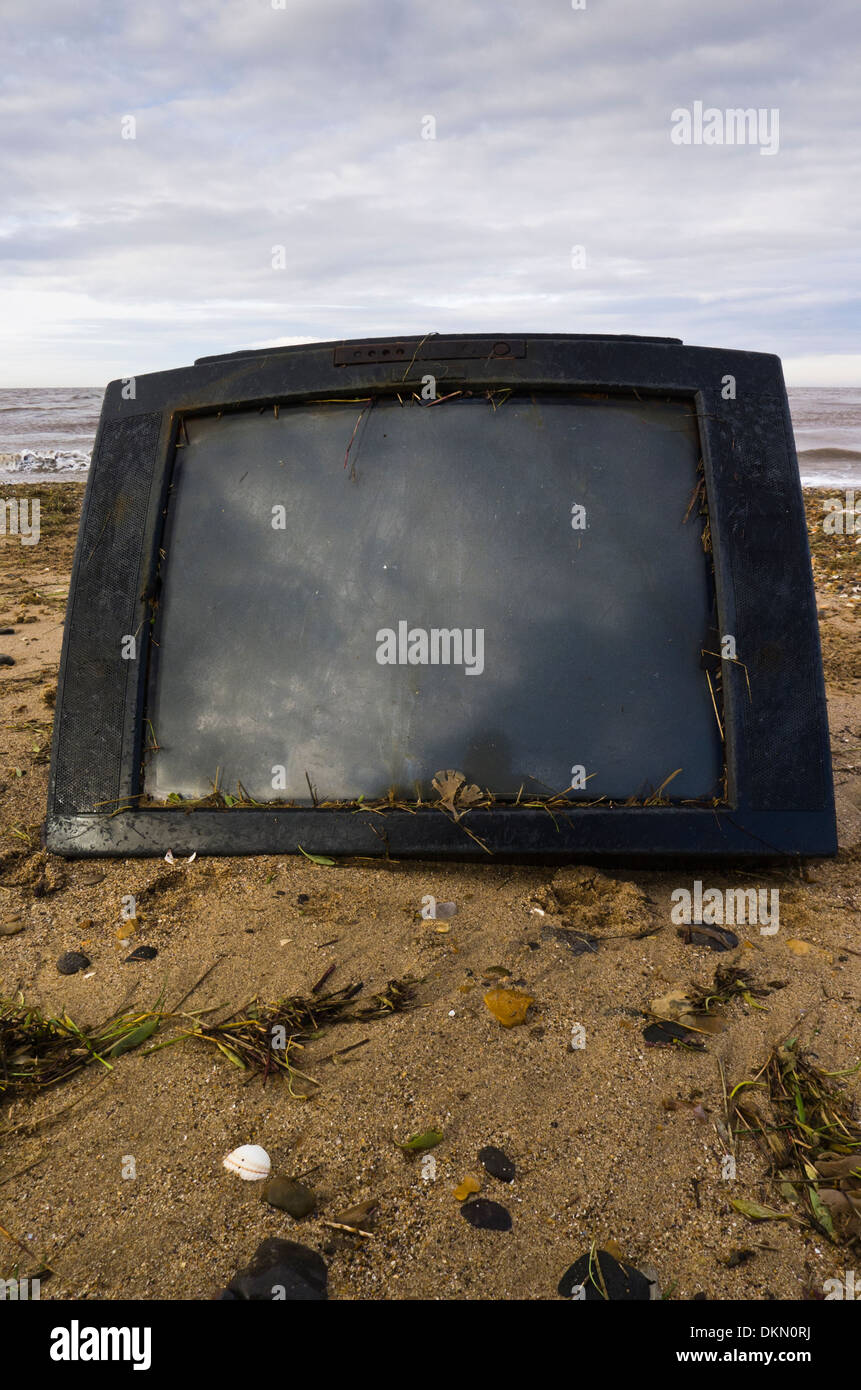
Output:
[{"left": 45, "top": 333, "right": 836, "bottom": 859}]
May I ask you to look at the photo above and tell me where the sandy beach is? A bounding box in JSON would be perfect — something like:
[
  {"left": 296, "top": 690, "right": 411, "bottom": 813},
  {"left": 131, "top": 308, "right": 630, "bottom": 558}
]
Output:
[{"left": 1, "top": 481, "right": 858, "bottom": 1301}]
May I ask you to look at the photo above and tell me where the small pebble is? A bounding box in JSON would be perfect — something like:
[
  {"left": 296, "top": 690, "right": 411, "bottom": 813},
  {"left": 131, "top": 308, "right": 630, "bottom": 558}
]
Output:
[
  {"left": 0, "top": 917, "right": 25, "bottom": 937},
  {"left": 558, "top": 1250, "right": 654, "bottom": 1300},
  {"left": 460, "top": 1198, "right": 512, "bottom": 1232},
  {"left": 478, "top": 1145, "right": 515, "bottom": 1182},
  {"left": 57, "top": 950, "right": 91, "bottom": 975},
  {"left": 262, "top": 1177, "right": 316, "bottom": 1219},
  {"left": 125, "top": 945, "right": 158, "bottom": 962},
  {"left": 0, "top": 655, "right": 15, "bottom": 667},
  {"left": 218, "top": 1238, "right": 327, "bottom": 1300}
]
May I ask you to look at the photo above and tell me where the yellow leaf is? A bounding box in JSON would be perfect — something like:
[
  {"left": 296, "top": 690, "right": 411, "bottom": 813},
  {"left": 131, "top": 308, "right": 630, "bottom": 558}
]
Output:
[
  {"left": 454, "top": 1175, "right": 482, "bottom": 1201},
  {"left": 483, "top": 987, "right": 534, "bottom": 1027}
]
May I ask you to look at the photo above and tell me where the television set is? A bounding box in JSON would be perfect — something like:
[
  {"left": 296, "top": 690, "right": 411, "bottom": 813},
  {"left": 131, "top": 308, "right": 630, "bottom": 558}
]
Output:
[{"left": 45, "top": 333, "right": 836, "bottom": 859}]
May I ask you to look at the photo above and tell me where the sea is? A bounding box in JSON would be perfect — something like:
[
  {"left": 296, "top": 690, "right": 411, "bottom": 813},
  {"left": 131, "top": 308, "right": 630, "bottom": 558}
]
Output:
[{"left": 0, "top": 385, "right": 859, "bottom": 487}]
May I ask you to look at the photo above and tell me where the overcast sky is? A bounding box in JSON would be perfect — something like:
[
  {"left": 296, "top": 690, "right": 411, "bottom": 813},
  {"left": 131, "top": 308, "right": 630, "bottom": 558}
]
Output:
[{"left": 0, "top": 0, "right": 858, "bottom": 387}]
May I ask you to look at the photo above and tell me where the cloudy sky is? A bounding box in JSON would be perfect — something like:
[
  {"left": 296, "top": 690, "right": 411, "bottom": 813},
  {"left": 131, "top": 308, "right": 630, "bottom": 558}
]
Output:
[{"left": 0, "top": 0, "right": 858, "bottom": 387}]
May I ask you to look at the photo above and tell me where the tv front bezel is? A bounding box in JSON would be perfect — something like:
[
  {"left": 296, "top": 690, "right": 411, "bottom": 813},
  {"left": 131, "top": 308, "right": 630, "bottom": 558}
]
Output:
[{"left": 45, "top": 333, "right": 836, "bottom": 859}]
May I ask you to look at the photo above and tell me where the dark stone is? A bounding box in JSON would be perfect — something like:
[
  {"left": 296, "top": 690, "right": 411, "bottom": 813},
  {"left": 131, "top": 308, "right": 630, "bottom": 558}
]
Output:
[
  {"left": 478, "top": 1145, "right": 515, "bottom": 1182},
  {"left": 125, "top": 945, "right": 158, "bottom": 961},
  {"left": 460, "top": 1199, "right": 512, "bottom": 1232},
  {"left": 217, "top": 1238, "right": 327, "bottom": 1300},
  {"left": 297, "top": 893, "right": 309, "bottom": 904},
  {"left": 558, "top": 1250, "right": 654, "bottom": 1300},
  {"left": 0, "top": 627, "right": 15, "bottom": 635},
  {"left": 262, "top": 1177, "right": 316, "bottom": 1218},
  {"left": 0, "top": 655, "right": 15, "bottom": 667},
  {"left": 642, "top": 1019, "right": 705, "bottom": 1049},
  {"left": 57, "top": 950, "right": 91, "bottom": 975}
]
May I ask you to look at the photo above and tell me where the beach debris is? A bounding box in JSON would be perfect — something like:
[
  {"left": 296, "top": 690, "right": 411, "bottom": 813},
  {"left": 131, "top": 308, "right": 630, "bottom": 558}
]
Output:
[
  {"left": 0, "top": 627, "right": 14, "bottom": 635},
  {"left": 181, "top": 977, "right": 417, "bottom": 1091},
  {"left": 162, "top": 848, "right": 196, "bottom": 866},
  {"left": 483, "top": 986, "right": 534, "bottom": 1027},
  {"left": 647, "top": 966, "right": 771, "bottom": 1045},
  {"left": 115, "top": 922, "right": 135, "bottom": 941},
  {"left": 262, "top": 1176, "right": 316, "bottom": 1218},
  {"left": 681, "top": 922, "right": 739, "bottom": 951},
  {"left": 0, "top": 655, "right": 15, "bottom": 667},
  {"left": 454, "top": 1175, "right": 482, "bottom": 1201},
  {"left": 124, "top": 945, "right": 158, "bottom": 962},
  {"left": 395, "top": 1128, "right": 443, "bottom": 1154},
  {"left": 786, "top": 938, "right": 813, "bottom": 955},
  {"left": 431, "top": 769, "right": 489, "bottom": 819},
  {"left": 298, "top": 846, "right": 335, "bottom": 866},
  {"left": 0, "top": 916, "right": 25, "bottom": 937},
  {"left": 323, "top": 1199, "right": 377, "bottom": 1235},
  {"left": 478, "top": 1146, "right": 515, "bottom": 1182},
  {"left": 460, "top": 1198, "right": 512, "bottom": 1231},
  {"left": 483, "top": 965, "right": 511, "bottom": 979},
  {"left": 218, "top": 1238, "right": 327, "bottom": 1300},
  {"left": 649, "top": 988, "right": 725, "bottom": 1037},
  {"left": 558, "top": 1247, "right": 655, "bottom": 1300},
  {"left": 223, "top": 1144, "right": 271, "bottom": 1181},
  {"left": 730, "top": 1198, "right": 803, "bottom": 1225},
  {"left": 107, "top": 1016, "right": 160, "bottom": 1057},
  {"left": 56, "top": 951, "right": 91, "bottom": 976},
  {"left": 732, "top": 1038, "right": 861, "bottom": 1240},
  {"left": 642, "top": 1019, "right": 706, "bottom": 1049},
  {"left": 0, "top": 995, "right": 165, "bottom": 1100}
]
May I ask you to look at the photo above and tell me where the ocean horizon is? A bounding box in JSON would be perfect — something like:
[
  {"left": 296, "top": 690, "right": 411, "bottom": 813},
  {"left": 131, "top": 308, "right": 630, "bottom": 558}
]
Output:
[{"left": 1, "top": 384, "right": 860, "bottom": 487}]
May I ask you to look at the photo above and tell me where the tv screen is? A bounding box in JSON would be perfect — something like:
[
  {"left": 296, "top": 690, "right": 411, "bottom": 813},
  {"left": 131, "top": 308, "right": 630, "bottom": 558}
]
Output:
[{"left": 46, "top": 333, "right": 836, "bottom": 859}]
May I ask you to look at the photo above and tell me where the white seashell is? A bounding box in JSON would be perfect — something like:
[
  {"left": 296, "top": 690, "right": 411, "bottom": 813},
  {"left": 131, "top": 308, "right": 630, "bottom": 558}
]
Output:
[{"left": 223, "top": 1144, "right": 271, "bottom": 1181}]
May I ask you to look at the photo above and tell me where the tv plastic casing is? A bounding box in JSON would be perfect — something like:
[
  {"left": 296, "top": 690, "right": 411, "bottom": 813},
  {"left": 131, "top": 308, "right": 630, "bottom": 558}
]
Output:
[{"left": 45, "top": 333, "right": 837, "bottom": 860}]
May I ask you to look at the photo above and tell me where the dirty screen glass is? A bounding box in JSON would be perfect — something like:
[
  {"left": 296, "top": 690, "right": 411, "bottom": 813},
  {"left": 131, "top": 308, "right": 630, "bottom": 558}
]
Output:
[{"left": 144, "top": 392, "right": 723, "bottom": 804}]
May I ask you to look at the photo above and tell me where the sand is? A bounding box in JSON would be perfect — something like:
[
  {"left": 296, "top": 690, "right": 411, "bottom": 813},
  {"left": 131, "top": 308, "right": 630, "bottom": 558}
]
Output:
[{"left": 0, "top": 482, "right": 858, "bottom": 1301}]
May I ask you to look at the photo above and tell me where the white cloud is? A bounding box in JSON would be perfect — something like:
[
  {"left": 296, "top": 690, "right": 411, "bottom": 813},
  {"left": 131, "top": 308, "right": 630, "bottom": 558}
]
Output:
[{"left": 0, "top": 0, "right": 858, "bottom": 384}]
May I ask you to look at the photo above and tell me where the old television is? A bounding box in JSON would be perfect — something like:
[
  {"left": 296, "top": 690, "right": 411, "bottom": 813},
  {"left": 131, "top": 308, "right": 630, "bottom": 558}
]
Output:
[{"left": 46, "top": 334, "right": 836, "bottom": 859}]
